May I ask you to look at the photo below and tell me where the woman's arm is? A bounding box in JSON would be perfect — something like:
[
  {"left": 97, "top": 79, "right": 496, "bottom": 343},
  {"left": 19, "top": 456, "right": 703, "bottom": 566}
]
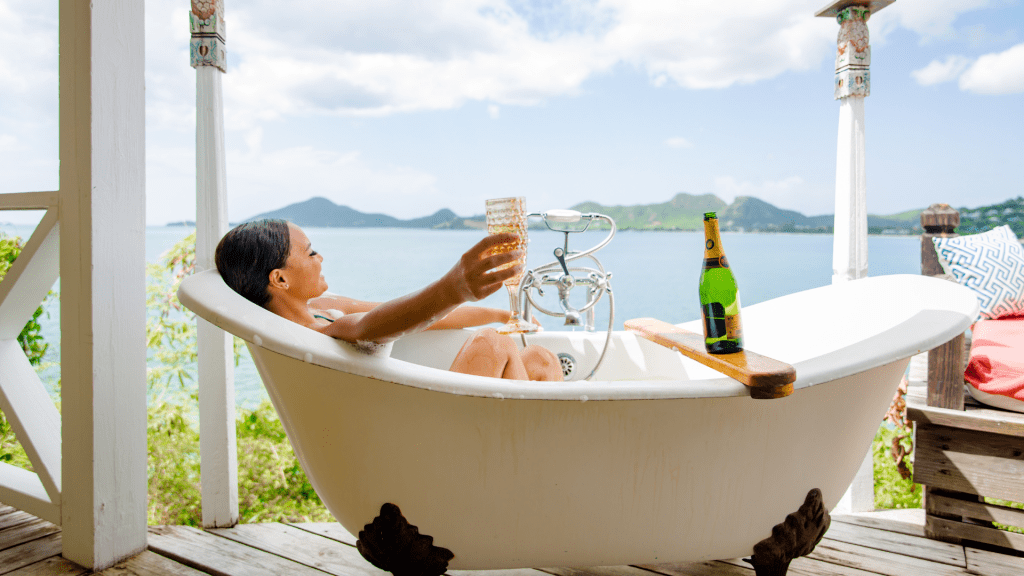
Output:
[
  {"left": 315, "top": 233, "right": 521, "bottom": 343},
  {"left": 313, "top": 294, "right": 511, "bottom": 331},
  {"left": 425, "top": 306, "right": 510, "bottom": 330}
]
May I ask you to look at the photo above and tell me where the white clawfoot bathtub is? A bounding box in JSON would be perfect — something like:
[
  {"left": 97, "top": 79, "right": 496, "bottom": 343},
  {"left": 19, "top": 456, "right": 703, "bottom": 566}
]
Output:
[{"left": 178, "top": 272, "right": 977, "bottom": 569}]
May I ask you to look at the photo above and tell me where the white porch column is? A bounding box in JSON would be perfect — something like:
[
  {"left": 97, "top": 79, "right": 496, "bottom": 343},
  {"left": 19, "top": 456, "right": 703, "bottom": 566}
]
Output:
[
  {"left": 59, "top": 0, "right": 148, "bottom": 570},
  {"left": 191, "top": 0, "right": 238, "bottom": 528},
  {"left": 817, "top": 0, "right": 893, "bottom": 514}
]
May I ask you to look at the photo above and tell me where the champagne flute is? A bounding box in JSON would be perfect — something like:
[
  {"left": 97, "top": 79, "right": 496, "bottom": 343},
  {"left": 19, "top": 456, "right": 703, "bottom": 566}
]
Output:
[{"left": 485, "top": 197, "right": 536, "bottom": 334}]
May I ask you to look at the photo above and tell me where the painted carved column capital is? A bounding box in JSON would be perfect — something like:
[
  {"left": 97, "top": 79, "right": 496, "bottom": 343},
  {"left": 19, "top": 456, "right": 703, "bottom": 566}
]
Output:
[
  {"left": 834, "top": 6, "right": 870, "bottom": 99},
  {"left": 190, "top": 0, "right": 226, "bottom": 72}
]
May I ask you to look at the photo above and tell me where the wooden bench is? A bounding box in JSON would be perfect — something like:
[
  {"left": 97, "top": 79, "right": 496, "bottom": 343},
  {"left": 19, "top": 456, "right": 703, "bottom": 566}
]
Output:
[{"left": 907, "top": 204, "right": 1024, "bottom": 551}]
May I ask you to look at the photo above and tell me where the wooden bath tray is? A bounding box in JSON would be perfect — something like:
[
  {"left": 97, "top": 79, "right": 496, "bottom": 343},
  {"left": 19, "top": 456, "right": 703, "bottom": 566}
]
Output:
[{"left": 624, "top": 318, "right": 796, "bottom": 399}]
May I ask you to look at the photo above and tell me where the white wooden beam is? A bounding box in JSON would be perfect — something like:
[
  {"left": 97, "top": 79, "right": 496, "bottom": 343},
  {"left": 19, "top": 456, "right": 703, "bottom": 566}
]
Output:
[
  {"left": 0, "top": 462, "right": 60, "bottom": 525},
  {"left": 192, "top": 2, "right": 238, "bottom": 528},
  {"left": 0, "top": 340, "right": 62, "bottom": 505},
  {"left": 58, "top": 0, "right": 147, "bottom": 570},
  {"left": 0, "top": 209, "right": 59, "bottom": 340},
  {"left": 0, "top": 192, "right": 59, "bottom": 210},
  {"left": 820, "top": 2, "right": 891, "bottom": 513},
  {"left": 832, "top": 96, "right": 869, "bottom": 284}
]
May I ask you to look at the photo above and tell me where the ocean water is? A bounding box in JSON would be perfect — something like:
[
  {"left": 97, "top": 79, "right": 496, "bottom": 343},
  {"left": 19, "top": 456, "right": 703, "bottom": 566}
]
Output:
[{"left": 2, "top": 223, "right": 922, "bottom": 408}]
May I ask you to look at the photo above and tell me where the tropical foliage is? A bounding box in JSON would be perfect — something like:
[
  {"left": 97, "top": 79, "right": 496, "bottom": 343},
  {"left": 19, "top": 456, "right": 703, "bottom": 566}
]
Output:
[{"left": 145, "top": 232, "right": 333, "bottom": 525}]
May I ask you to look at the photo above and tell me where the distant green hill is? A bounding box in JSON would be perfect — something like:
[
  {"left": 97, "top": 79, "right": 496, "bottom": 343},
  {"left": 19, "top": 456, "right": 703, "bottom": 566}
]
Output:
[
  {"left": 248, "top": 197, "right": 475, "bottom": 229},
  {"left": 236, "top": 194, "right": 1024, "bottom": 237},
  {"left": 570, "top": 193, "right": 726, "bottom": 230},
  {"left": 957, "top": 196, "right": 1024, "bottom": 237}
]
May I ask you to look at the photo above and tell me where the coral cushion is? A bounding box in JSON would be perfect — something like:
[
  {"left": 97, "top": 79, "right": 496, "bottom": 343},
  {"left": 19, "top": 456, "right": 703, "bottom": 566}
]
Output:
[{"left": 965, "top": 317, "right": 1024, "bottom": 413}]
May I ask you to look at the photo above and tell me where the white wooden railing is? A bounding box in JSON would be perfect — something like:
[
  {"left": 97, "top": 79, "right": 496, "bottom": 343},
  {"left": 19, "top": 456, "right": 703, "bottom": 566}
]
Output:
[
  {"left": 0, "top": 2, "right": 148, "bottom": 570},
  {"left": 0, "top": 193, "right": 61, "bottom": 523}
]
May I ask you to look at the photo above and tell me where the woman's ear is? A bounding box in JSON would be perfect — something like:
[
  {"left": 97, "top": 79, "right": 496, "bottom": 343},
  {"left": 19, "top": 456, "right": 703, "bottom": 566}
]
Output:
[{"left": 268, "top": 269, "right": 289, "bottom": 292}]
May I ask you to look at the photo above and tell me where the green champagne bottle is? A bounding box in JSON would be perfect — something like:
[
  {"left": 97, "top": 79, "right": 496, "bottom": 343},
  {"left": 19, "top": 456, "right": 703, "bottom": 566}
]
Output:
[{"left": 699, "top": 212, "right": 744, "bottom": 354}]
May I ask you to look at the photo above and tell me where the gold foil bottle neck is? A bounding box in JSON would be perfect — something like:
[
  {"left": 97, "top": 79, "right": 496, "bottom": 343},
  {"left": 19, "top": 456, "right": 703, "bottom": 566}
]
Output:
[{"left": 703, "top": 217, "right": 724, "bottom": 260}]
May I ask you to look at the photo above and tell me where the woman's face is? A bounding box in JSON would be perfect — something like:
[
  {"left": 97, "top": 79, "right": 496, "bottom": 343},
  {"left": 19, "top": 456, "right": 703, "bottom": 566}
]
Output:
[{"left": 279, "top": 223, "right": 328, "bottom": 298}]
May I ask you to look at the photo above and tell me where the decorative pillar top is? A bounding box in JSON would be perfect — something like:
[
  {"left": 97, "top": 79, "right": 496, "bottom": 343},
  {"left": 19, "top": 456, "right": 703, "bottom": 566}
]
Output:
[
  {"left": 190, "top": 0, "right": 226, "bottom": 72},
  {"left": 921, "top": 203, "right": 961, "bottom": 234},
  {"left": 816, "top": 0, "right": 893, "bottom": 99}
]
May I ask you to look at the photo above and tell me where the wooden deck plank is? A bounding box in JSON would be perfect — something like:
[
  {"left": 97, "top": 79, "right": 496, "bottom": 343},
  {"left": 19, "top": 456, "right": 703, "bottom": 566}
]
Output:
[
  {"left": 786, "top": 557, "right": 885, "bottom": 576},
  {"left": 965, "top": 546, "right": 1024, "bottom": 576},
  {"left": 289, "top": 522, "right": 358, "bottom": 546},
  {"left": 208, "top": 522, "right": 384, "bottom": 576},
  {"left": 0, "top": 511, "right": 37, "bottom": 532},
  {"left": 147, "top": 525, "right": 329, "bottom": 576},
  {"left": 450, "top": 570, "right": 553, "bottom": 576},
  {"left": 539, "top": 566, "right": 653, "bottom": 576},
  {"left": 0, "top": 513, "right": 1019, "bottom": 576},
  {"left": 831, "top": 511, "right": 927, "bottom": 538},
  {"left": 639, "top": 560, "right": 754, "bottom": 575},
  {"left": 807, "top": 538, "right": 970, "bottom": 576},
  {"left": 0, "top": 532, "right": 61, "bottom": 575},
  {"left": 96, "top": 550, "right": 212, "bottom": 576},
  {"left": 822, "top": 519, "right": 966, "bottom": 567},
  {"left": 718, "top": 556, "right": 883, "bottom": 576},
  {"left": 3, "top": 557, "right": 88, "bottom": 576},
  {"left": 0, "top": 518, "right": 60, "bottom": 551}
]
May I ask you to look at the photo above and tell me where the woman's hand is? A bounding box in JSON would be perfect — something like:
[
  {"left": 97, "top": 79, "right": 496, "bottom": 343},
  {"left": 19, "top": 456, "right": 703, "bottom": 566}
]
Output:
[{"left": 444, "top": 233, "right": 524, "bottom": 303}]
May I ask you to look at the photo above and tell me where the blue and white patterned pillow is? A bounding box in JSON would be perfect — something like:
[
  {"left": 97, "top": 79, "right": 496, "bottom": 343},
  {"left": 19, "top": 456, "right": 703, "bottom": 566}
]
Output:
[{"left": 933, "top": 225, "right": 1024, "bottom": 320}]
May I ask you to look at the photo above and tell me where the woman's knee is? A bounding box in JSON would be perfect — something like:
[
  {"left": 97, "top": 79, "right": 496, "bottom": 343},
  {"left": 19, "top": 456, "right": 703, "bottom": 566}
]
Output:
[
  {"left": 522, "top": 345, "right": 564, "bottom": 381},
  {"left": 451, "top": 328, "right": 524, "bottom": 378},
  {"left": 466, "top": 328, "right": 517, "bottom": 355}
]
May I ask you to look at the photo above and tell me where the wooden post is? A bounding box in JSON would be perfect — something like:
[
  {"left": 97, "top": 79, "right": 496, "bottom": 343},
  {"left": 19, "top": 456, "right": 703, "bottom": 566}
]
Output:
[
  {"left": 816, "top": 0, "right": 894, "bottom": 514},
  {"left": 920, "top": 204, "right": 965, "bottom": 411},
  {"left": 917, "top": 203, "right": 967, "bottom": 543},
  {"left": 191, "top": 0, "right": 238, "bottom": 528},
  {"left": 59, "top": 0, "right": 148, "bottom": 569}
]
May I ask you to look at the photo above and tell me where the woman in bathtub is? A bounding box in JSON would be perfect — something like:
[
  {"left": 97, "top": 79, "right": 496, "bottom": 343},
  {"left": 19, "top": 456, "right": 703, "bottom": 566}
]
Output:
[{"left": 215, "top": 219, "right": 563, "bottom": 381}]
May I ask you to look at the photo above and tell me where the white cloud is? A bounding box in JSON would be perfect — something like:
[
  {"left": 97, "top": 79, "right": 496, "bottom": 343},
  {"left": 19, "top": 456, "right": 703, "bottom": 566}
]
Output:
[
  {"left": 664, "top": 137, "right": 693, "bottom": 149},
  {"left": 147, "top": 140, "right": 442, "bottom": 224},
  {"left": 910, "top": 44, "right": 1024, "bottom": 94},
  {"left": 874, "top": 0, "right": 990, "bottom": 43},
  {"left": 959, "top": 43, "right": 1024, "bottom": 95},
  {"left": 142, "top": 0, "right": 851, "bottom": 122},
  {"left": 911, "top": 56, "right": 972, "bottom": 86},
  {"left": 488, "top": 105, "right": 501, "bottom": 119},
  {"left": 0, "top": 134, "right": 17, "bottom": 152}
]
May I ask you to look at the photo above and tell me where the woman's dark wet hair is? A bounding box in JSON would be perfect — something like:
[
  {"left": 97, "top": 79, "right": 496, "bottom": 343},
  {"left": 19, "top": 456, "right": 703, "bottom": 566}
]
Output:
[{"left": 215, "top": 219, "right": 291, "bottom": 307}]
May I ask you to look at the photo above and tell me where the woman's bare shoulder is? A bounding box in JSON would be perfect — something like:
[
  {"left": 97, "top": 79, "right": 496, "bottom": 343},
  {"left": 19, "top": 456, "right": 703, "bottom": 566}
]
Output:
[{"left": 308, "top": 293, "right": 378, "bottom": 314}]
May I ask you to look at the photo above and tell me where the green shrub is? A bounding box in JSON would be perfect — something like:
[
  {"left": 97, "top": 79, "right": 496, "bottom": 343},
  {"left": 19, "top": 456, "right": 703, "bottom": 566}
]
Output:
[{"left": 873, "top": 423, "right": 921, "bottom": 509}]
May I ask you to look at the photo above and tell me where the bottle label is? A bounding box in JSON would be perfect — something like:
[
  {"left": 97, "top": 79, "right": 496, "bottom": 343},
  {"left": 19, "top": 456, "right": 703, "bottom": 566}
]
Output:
[
  {"left": 725, "top": 313, "right": 742, "bottom": 340},
  {"left": 702, "top": 303, "right": 742, "bottom": 341},
  {"left": 703, "top": 256, "right": 730, "bottom": 268}
]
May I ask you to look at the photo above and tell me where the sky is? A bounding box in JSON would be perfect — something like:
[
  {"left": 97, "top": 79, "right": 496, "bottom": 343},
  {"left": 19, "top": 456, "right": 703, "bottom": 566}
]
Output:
[{"left": 1, "top": 0, "right": 1022, "bottom": 226}]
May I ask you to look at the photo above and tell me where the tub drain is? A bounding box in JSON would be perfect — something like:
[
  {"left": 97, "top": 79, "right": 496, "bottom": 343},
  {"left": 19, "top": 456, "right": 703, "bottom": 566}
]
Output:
[{"left": 557, "top": 353, "right": 576, "bottom": 379}]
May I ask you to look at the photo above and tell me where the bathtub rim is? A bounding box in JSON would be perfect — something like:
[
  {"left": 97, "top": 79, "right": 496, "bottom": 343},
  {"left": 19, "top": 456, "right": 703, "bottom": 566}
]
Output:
[{"left": 178, "top": 270, "right": 978, "bottom": 401}]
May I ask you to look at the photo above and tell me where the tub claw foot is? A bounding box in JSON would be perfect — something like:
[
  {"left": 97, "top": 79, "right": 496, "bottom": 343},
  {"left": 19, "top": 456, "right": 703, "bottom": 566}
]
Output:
[
  {"left": 357, "top": 503, "right": 454, "bottom": 576},
  {"left": 743, "top": 488, "right": 830, "bottom": 576}
]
